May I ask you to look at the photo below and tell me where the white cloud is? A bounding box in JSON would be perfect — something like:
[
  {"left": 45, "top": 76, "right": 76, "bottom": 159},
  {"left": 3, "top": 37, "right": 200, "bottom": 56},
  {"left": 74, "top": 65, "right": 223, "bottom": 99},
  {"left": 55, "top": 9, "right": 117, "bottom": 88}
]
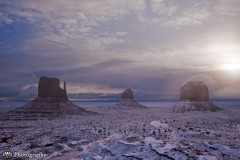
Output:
[
  {"left": 151, "top": 0, "right": 178, "bottom": 17},
  {"left": 165, "top": 7, "right": 210, "bottom": 26},
  {"left": 0, "top": 0, "right": 147, "bottom": 58},
  {"left": 214, "top": 0, "right": 240, "bottom": 16},
  {"left": 1, "top": 0, "right": 240, "bottom": 98},
  {"left": 67, "top": 83, "right": 123, "bottom": 94},
  {"left": 0, "top": 12, "right": 14, "bottom": 24}
]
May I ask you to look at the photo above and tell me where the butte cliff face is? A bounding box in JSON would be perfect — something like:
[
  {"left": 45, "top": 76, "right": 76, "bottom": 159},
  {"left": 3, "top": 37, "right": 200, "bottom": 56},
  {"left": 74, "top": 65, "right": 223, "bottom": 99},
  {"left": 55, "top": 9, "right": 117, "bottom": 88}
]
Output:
[
  {"left": 116, "top": 89, "right": 146, "bottom": 108},
  {"left": 38, "top": 76, "right": 67, "bottom": 100},
  {"left": 121, "top": 89, "right": 134, "bottom": 100},
  {"left": 8, "top": 76, "right": 95, "bottom": 117},
  {"left": 172, "top": 81, "right": 222, "bottom": 112},
  {"left": 180, "top": 81, "right": 209, "bottom": 102}
]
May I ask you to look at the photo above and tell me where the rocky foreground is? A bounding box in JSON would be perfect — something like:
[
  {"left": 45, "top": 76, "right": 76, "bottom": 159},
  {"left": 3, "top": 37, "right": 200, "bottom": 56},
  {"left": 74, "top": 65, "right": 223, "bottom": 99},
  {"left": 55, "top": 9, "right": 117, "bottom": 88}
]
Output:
[{"left": 0, "top": 105, "right": 240, "bottom": 160}]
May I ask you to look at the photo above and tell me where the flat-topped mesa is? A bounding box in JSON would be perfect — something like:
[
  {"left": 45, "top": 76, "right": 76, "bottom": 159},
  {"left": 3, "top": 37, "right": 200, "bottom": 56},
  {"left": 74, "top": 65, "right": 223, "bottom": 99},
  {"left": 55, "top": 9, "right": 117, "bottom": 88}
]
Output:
[
  {"left": 171, "top": 81, "right": 222, "bottom": 112},
  {"left": 116, "top": 89, "right": 146, "bottom": 108},
  {"left": 180, "top": 81, "right": 209, "bottom": 102},
  {"left": 37, "top": 76, "right": 67, "bottom": 101},
  {"left": 121, "top": 88, "right": 134, "bottom": 100},
  {"left": 9, "top": 76, "right": 96, "bottom": 116}
]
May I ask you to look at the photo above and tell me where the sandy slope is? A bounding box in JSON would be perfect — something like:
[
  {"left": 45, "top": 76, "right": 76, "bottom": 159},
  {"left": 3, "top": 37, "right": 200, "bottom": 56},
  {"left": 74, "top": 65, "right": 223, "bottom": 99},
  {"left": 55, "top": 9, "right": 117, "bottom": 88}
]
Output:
[{"left": 0, "top": 105, "right": 240, "bottom": 160}]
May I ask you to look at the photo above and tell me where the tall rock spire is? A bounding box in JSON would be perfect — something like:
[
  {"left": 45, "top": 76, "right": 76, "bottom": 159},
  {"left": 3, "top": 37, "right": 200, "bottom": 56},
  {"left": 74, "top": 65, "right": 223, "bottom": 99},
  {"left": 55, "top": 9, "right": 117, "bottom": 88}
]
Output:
[{"left": 63, "top": 81, "right": 67, "bottom": 99}]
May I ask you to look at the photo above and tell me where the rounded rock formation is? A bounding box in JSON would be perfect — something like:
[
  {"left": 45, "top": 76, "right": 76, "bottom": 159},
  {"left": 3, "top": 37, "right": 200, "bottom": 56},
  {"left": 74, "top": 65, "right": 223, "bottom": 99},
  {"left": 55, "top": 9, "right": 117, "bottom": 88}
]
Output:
[
  {"left": 171, "top": 81, "right": 222, "bottom": 112},
  {"left": 180, "top": 81, "right": 209, "bottom": 102}
]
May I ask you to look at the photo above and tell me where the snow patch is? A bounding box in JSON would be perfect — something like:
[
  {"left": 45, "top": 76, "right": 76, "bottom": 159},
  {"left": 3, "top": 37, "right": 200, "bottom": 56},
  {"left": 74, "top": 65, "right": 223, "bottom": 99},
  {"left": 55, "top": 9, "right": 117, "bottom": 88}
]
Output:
[{"left": 150, "top": 120, "right": 169, "bottom": 128}]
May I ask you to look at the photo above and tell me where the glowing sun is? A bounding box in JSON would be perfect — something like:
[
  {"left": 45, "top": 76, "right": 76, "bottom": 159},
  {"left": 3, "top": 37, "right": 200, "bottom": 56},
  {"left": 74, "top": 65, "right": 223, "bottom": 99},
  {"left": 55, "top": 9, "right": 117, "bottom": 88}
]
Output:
[{"left": 218, "top": 63, "right": 240, "bottom": 71}]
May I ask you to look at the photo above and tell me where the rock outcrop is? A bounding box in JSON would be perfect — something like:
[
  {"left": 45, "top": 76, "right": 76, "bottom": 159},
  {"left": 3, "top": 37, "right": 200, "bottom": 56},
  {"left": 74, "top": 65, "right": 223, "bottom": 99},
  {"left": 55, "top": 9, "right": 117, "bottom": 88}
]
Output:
[
  {"left": 121, "top": 89, "right": 133, "bottom": 100},
  {"left": 9, "top": 76, "right": 95, "bottom": 117},
  {"left": 37, "top": 76, "right": 67, "bottom": 101},
  {"left": 180, "top": 81, "right": 209, "bottom": 102},
  {"left": 172, "top": 81, "right": 222, "bottom": 112},
  {"left": 116, "top": 89, "right": 146, "bottom": 108}
]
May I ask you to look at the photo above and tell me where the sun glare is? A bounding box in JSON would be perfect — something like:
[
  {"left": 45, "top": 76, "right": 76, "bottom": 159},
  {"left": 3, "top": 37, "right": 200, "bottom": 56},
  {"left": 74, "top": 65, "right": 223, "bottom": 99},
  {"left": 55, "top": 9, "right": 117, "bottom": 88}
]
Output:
[
  {"left": 218, "top": 63, "right": 240, "bottom": 71},
  {"left": 207, "top": 41, "right": 240, "bottom": 73},
  {"left": 207, "top": 41, "right": 240, "bottom": 64}
]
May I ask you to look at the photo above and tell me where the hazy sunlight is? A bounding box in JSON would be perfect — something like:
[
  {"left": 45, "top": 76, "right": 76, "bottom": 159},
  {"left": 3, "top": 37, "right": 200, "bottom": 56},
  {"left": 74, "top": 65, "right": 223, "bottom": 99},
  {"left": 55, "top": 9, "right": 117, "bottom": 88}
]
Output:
[{"left": 218, "top": 63, "right": 240, "bottom": 71}]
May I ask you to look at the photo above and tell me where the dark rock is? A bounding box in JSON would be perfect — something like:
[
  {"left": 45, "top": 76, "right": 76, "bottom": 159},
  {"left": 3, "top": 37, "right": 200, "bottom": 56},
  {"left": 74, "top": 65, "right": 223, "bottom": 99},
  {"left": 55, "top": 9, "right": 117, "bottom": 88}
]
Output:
[
  {"left": 125, "top": 135, "right": 141, "bottom": 143},
  {"left": 44, "top": 143, "right": 54, "bottom": 147},
  {"left": 180, "top": 81, "right": 209, "bottom": 102},
  {"left": 1, "top": 133, "right": 13, "bottom": 143},
  {"left": 54, "top": 144, "right": 64, "bottom": 151},
  {"left": 38, "top": 76, "right": 67, "bottom": 100},
  {"left": 116, "top": 89, "right": 146, "bottom": 108},
  {"left": 121, "top": 89, "right": 133, "bottom": 100},
  {"left": 7, "top": 76, "right": 96, "bottom": 116},
  {"left": 171, "top": 81, "right": 222, "bottom": 112},
  {"left": 77, "top": 146, "right": 84, "bottom": 151}
]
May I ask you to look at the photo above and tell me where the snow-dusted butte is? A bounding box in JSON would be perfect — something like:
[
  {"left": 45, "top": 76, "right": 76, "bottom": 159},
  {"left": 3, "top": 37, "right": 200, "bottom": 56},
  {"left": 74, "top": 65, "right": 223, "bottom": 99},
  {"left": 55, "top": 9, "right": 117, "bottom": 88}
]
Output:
[
  {"left": 171, "top": 101, "right": 222, "bottom": 112},
  {"left": 0, "top": 105, "right": 240, "bottom": 160},
  {"left": 172, "top": 81, "right": 222, "bottom": 112}
]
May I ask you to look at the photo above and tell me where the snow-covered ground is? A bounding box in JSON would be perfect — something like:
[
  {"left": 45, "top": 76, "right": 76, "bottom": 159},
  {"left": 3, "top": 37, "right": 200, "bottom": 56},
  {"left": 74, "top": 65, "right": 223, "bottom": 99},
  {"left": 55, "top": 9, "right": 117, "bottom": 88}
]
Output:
[{"left": 0, "top": 105, "right": 240, "bottom": 160}]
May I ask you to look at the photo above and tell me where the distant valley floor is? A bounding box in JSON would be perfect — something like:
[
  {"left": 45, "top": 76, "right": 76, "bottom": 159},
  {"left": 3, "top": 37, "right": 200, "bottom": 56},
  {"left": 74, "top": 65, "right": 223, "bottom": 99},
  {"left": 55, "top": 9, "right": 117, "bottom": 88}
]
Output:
[{"left": 0, "top": 105, "right": 240, "bottom": 160}]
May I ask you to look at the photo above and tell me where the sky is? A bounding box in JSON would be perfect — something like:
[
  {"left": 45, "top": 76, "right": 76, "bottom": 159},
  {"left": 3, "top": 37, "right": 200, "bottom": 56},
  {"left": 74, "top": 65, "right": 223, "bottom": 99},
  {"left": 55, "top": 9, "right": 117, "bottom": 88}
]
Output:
[{"left": 0, "top": 0, "right": 240, "bottom": 101}]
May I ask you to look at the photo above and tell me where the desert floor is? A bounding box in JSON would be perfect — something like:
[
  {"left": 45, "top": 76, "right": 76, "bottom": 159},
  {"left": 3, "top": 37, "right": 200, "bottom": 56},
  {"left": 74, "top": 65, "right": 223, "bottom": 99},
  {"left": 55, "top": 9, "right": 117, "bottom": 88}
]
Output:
[{"left": 0, "top": 105, "right": 240, "bottom": 160}]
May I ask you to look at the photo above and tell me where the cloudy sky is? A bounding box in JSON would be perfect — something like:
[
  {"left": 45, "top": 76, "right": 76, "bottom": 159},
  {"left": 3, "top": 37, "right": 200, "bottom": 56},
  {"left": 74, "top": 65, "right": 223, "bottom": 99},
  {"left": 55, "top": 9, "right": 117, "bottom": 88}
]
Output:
[{"left": 0, "top": 0, "right": 240, "bottom": 101}]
